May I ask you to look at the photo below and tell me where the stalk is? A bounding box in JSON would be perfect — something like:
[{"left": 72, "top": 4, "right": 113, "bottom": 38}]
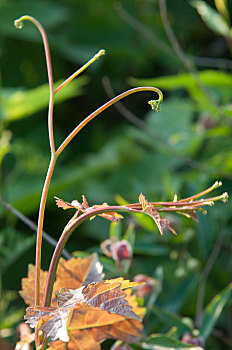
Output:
[
  {"left": 15, "top": 15, "right": 55, "bottom": 307},
  {"left": 42, "top": 187, "right": 228, "bottom": 307}
]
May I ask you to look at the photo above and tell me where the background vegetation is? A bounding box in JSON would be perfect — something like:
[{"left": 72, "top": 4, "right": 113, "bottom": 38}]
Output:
[{"left": 0, "top": 0, "right": 232, "bottom": 349}]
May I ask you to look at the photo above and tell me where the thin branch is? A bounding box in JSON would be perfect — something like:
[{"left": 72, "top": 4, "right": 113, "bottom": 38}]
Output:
[
  {"left": 193, "top": 56, "right": 232, "bottom": 70},
  {"left": 0, "top": 196, "right": 71, "bottom": 259},
  {"left": 115, "top": 2, "right": 232, "bottom": 71},
  {"left": 159, "top": 0, "right": 217, "bottom": 107},
  {"left": 114, "top": 2, "right": 176, "bottom": 59}
]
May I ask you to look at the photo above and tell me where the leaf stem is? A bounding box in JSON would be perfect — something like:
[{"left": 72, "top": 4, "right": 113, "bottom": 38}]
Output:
[{"left": 56, "top": 86, "right": 163, "bottom": 157}]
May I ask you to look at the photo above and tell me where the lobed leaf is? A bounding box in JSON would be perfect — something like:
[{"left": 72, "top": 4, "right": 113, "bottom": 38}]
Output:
[
  {"left": 25, "top": 279, "right": 145, "bottom": 348},
  {"left": 20, "top": 254, "right": 104, "bottom": 306}
]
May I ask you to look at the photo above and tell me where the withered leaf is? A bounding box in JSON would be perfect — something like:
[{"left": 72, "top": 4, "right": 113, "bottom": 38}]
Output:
[
  {"left": 139, "top": 193, "right": 177, "bottom": 236},
  {"left": 25, "top": 280, "right": 145, "bottom": 348},
  {"left": 55, "top": 196, "right": 123, "bottom": 223},
  {"left": 20, "top": 254, "right": 104, "bottom": 307},
  {"left": 90, "top": 203, "right": 124, "bottom": 223},
  {"left": 55, "top": 195, "right": 89, "bottom": 211},
  {"left": 54, "top": 254, "right": 104, "bottom": 292}
]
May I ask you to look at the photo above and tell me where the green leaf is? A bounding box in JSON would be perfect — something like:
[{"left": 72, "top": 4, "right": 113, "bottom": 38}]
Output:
[
  {"left": 2, "top": 76, "right": 88, "bottom": 122},
  {"left": 129, "top": 71, "right": 231, "bottom": 113},
  {"left": 129, "top": 70, "right": 232, "bottom": 91},
  {"left": 191, "top": 1, "right": 231, "bottom": 37},
  {"left": 200, "top": 283, "right": 232, "bottom": 341},
  {"left": 140, "top": 334, "right": 203, "bottom": 349}
]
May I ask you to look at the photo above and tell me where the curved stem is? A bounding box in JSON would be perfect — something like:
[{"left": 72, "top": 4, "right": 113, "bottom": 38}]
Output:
[
  {"left": 159, "top": 0, "right": 217, "bottom": 109},
  {"left": 56, "top": 86, "right": 163, "bottom": 157},
  {"left": 15, "top": 15, "right": 55, "bottom": 153},
  {"left": 42, "top": 205, "right": 136, "bottom": 306},
  {"left": 15, "top": 16, "right": 57, "bottom": 312}
]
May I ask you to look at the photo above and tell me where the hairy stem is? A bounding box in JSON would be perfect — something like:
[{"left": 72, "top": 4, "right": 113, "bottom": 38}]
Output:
[{"left": 56, "top": 86, "right": 163, "bottom": 156}]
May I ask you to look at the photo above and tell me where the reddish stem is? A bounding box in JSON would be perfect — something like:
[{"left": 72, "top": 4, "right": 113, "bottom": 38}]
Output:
[{"left": 56, "top": 86, "right": 163, "bottom": 157}]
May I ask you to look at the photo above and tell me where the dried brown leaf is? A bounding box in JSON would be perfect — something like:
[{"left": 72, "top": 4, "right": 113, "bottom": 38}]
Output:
[
  {"left": 19, "top": 264, "right": 48, "bottom": 307},
  {"left": 54, "top": 197, "right": 75, "bottom": 210},
  {"left": 55, "top": 195, "right": 89, "bottom": 211},
  {"left": 91, "top": 203, "right": 123, "bottom": 223},
  {"left": 139, "top": 193, "right": 177, "bottom": 235},
  {"left": 25, "top": 280, "right": 144, "bottom": 348},
  {"left": 20, "top": 255, "right": 104, "bottom": 307}
]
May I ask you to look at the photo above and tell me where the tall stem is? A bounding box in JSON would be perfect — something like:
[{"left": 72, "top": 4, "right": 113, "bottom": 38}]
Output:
[
  {"left": 14, "top": 16, "right": 56, "bottom": 309},
  {"left": 35, "top": 154, "right": 57, "bottom": 306}
]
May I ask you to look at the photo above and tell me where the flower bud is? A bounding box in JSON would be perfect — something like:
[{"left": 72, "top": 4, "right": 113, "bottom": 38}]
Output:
[
  {"left": 101, "top": 238, "right": 132, "bottom": 263},
  {"left": 111, "top": 240, "right": 132, "bottom": 262}
]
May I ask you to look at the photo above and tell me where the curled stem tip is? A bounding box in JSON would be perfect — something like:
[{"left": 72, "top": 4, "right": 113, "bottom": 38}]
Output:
[
  {"left": 148, "top": 89, "right": 163, "bottom": 112},
  {"left": 148, "top": 99, "right": 162, "bottom": 112},
  {"left": 14, "top": 18, "right": 24, "bottom": 29},
  {"left": 14, "top": 15, "right": 37, "bottom": 29}
]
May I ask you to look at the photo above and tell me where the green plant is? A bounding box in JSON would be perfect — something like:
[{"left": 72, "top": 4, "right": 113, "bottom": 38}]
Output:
[{"left": 10, "top": 15, "right": 229, "bottom": 350}]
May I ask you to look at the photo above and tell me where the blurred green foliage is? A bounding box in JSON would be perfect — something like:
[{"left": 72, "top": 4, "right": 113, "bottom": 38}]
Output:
[{"left": 0, "top": 0, "right": 232, "bottom": 349}]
